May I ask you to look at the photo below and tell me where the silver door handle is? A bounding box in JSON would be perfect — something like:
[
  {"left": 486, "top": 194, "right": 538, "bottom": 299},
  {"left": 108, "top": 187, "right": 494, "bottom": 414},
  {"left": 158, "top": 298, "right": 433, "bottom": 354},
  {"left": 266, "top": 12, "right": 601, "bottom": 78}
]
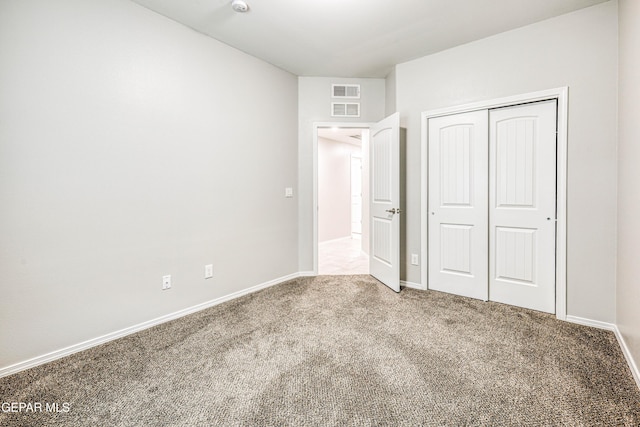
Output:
[{"left": 385, "top": 208, "right": 402, "bottom": 214}]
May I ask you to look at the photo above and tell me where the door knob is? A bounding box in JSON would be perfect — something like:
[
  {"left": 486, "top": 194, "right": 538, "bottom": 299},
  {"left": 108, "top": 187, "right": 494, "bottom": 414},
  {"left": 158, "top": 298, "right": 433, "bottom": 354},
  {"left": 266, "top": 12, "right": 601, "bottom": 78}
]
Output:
[{"left": 385, "top": 208, "right": 402, "bottom": 214}]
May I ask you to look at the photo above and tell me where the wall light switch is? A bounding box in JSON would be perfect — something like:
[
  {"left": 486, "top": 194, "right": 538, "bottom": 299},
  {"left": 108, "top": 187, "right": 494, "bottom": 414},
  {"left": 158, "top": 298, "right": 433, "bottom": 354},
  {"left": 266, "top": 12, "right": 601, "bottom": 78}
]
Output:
[
  {"left": 162, "top": 275, "right": 171, "bottom": 290},
  {"left": 285, "top": 187, "right": 293, "bottom": 198},
  {"left": 411, "top": 254, "right": 419, "bottom": 266},
  {"left": 205, "top": 264, "right": 213, "bottom": 279}
]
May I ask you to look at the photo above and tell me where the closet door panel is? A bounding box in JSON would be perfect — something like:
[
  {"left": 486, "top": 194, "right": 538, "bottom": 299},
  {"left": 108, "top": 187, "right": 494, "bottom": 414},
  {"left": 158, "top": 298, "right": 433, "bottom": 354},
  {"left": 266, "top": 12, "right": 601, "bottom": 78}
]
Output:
[
  {"left": 489, "top": 100, "right": 557, "bottom": 313},
  {"left": 428, "top": 111, "right": 488, "bottom": 301}
]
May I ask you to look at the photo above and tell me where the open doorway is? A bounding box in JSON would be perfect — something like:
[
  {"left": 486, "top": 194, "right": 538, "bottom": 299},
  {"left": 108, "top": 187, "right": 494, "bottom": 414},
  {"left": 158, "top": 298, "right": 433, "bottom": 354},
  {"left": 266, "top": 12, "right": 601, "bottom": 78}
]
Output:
[{"left": 317, "top": 126, "right": 370, "bottom": 275}]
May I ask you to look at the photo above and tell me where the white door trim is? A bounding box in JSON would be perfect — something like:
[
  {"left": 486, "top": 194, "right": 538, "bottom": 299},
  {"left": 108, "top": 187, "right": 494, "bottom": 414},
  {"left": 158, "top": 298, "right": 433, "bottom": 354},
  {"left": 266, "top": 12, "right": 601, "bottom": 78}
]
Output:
[
  {"left": 420, "top": 87, "right": 569, "bottom": 320},
  {"left": 350, "top": 154, "right": 363, "bottom": 238},
  {"left": 313, "top": 122, "right": 373, "bottom": 276}
]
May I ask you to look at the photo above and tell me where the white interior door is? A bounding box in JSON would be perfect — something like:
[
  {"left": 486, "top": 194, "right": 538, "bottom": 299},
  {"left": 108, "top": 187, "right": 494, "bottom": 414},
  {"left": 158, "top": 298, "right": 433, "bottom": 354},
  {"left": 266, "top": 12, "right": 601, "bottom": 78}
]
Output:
[
  {"left": 489, "top": 100, "right": 557, "bottom": 313},
  {"left": 369, "top": 113, "right": 400, "bottom": 292},
  {"left": 428, "top": 111, "right": 489, "bottom": 300}
]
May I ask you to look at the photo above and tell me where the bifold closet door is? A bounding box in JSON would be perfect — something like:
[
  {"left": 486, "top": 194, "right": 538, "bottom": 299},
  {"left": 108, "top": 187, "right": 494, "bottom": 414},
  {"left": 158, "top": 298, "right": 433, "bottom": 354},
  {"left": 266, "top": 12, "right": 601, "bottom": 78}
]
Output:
[
  {"left": 488, "top": 100, "right": 557, "bottom": 313},
  {"left": 428, "top": 111, "right": 488, "bottom": 301}
]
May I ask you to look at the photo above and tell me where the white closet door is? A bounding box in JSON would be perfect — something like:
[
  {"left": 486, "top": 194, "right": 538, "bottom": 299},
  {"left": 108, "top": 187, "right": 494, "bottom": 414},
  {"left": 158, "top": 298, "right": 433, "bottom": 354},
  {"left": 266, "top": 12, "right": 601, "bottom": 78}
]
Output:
[
  {"left": 428, "top": 111, "right": 488, "bottom": 301},
  {"left": 489, "top": 100, "right": 557, "bottom": 313}
]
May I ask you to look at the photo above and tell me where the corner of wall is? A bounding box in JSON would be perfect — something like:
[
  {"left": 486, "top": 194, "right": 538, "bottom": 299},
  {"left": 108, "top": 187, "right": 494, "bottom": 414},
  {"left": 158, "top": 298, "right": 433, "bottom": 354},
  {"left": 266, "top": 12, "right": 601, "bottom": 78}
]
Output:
[{"left": 385, "top": 66, "right": 397, "bottom": 116}]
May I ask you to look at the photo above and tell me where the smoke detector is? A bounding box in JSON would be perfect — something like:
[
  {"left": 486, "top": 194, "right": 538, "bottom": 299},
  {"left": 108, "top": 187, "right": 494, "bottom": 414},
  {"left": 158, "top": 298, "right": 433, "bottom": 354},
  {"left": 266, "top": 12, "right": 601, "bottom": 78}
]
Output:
[{"left": 231, "top": 0, "right": 249, "bottom": 13}]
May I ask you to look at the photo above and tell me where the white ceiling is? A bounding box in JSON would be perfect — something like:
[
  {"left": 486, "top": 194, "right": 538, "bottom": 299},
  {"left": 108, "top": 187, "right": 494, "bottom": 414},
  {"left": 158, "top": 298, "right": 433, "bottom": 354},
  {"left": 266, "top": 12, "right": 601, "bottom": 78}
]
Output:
[
  {"left": 318, "top": 128, "right": 363, "bottom": 146},
  {"left": 132, "top": 0, "right": 608, "bottom": 78}
]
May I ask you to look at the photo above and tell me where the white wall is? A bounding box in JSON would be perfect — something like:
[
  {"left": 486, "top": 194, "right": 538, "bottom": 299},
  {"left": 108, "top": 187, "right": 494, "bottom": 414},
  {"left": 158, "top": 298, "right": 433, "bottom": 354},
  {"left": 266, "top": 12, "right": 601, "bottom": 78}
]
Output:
[
  {"left": 318, "top": 137, "right": 361, "bottom": 242},
  {"left": 298, "top": 77, "right": 385, "bottom": 272},
  {"left": 617, "top": 0, "right": 640, "bottom": 375},
  {"left": 0, "top": 0, "right": 298, "bottom": 370},
  {"left": 395, "top": 1, "right": 618, "bottom": 322}
]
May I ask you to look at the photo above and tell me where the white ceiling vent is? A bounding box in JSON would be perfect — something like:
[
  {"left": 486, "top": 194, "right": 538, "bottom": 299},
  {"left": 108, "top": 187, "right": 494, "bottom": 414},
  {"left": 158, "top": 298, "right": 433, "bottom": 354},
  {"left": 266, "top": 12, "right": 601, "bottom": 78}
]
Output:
[
  {"left": 332, "top": 84, "right": 360, "bottom": 99},
  {"left": 332, "top": 102, "right": 360, "bottom": 118}
]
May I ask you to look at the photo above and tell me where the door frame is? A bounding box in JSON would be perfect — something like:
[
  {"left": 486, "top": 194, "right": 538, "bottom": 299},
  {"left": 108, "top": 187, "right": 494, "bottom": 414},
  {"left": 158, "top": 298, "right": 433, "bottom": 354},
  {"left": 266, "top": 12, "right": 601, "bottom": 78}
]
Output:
[
  {"left": 420, "top": 87, "right": 569, "bottom": 320},
  {"left": 313, "top": 122, "right": 373, "bottom": 275},
  {"left": 350, "top": 153, "right": 363, "bottom": 238}
]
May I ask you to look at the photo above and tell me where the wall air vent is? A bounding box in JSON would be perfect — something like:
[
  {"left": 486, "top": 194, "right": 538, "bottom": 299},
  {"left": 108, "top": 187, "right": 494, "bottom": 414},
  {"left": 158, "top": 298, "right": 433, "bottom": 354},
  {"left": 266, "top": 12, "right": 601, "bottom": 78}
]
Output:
[
  {"left": 332, "top": 102, "right": 360, "bottom": 118},
  {"left": 332, "top": 84, "right": 360, "bottom": 99}
]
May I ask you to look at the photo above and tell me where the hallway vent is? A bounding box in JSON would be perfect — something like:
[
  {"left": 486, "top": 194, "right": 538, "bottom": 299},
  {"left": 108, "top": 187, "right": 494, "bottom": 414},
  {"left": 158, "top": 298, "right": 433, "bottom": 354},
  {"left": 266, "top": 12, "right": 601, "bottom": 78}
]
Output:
[
  {"left": 332, "top": 84, "right": 360, "bottom": 99},
  {"left": 332, "top": 102, "right": 360, "bottom": 118}
]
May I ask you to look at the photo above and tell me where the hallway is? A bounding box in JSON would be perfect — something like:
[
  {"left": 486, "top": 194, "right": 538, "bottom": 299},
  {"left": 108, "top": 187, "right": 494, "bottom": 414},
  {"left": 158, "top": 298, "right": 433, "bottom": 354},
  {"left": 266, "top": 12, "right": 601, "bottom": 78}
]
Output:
[{"left": 318, "top": 237, "right": 368, "bottom": 275}]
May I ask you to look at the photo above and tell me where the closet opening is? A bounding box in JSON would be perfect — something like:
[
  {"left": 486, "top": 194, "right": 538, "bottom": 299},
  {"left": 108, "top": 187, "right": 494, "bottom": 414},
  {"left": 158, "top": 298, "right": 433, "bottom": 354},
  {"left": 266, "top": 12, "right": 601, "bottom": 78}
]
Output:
[{"left": 421, "top": 88, "right": 568, "bottom": 319}]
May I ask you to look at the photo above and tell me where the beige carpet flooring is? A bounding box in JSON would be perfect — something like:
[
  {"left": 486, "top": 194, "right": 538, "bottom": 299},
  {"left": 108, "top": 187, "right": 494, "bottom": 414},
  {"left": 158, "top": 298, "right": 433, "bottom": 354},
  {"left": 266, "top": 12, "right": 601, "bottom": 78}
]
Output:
[{"left": 1, "top": 275, "right": 639, "bottom": 426}]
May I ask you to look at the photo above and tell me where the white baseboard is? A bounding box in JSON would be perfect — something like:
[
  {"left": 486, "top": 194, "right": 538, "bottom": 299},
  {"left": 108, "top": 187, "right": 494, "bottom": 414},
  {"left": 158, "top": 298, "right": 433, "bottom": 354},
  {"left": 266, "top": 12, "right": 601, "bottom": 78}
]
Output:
[
  {"left": 0, "top": 272, "right": 304, "bottom": 379},
  {"left": 614, "top": 326, "right": 640, "bottom": 390},
  {"left": 401, "top": 280, "right": 426, "bottom": 290},
  {"left": 297, "top": 271, "right": 316, "bottom": 277},
  {"left": 566, "top": 315, "right": 640, "bottom": 390},
  {"left": 565, "top": 315, "right": 616, "bottom": 331}
]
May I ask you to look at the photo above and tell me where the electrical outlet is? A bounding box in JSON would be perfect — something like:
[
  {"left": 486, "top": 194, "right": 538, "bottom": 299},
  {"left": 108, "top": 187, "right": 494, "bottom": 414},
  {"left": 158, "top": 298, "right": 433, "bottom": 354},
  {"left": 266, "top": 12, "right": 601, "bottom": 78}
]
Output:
[
  {"left": 411, "top": 254, "right": 419, "bottom": 266},
  {"left": 285, "top": 187, "right": 293, "bottom": 198},
  {"left": 162, "top": 275, "right": 171, "bottom": 290},
  {"left": 205, "top": 264, "right": 213, "bottom": 279}
]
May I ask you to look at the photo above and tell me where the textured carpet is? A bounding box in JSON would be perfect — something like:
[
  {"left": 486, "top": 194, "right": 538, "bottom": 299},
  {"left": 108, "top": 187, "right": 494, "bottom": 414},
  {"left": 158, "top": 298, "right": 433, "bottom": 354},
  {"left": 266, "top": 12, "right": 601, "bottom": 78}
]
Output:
[{"left": 1, "top": 275, "right": 639, "bottom": 426}]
